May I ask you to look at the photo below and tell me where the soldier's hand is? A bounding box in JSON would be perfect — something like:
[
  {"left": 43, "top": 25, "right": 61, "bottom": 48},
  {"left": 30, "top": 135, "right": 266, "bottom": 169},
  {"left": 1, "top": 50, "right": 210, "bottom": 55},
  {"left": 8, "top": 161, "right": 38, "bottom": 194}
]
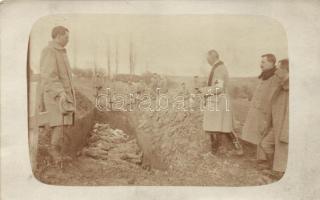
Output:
[
  {"left": 59, "top": 92, "right": 67, "bottom": 102},
  {"left": 259, "top": 116, "right": 271, "bottom": 136},
  {"left": 258, "top": 121, "right": 267, "bottom": 136}
]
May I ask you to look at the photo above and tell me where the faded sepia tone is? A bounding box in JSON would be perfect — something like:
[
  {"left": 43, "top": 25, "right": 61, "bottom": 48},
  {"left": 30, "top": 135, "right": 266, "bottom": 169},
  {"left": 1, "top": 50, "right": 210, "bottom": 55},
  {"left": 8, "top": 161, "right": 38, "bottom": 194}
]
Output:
[
  {"left": 29, "top": 15, "right": 287, "bottom": 77},
  {"left": 2, "top": 1, "right": 320, "bottom": 200},
  {"left": 27, "top": 14, "right": 289, "bottom": 186}
]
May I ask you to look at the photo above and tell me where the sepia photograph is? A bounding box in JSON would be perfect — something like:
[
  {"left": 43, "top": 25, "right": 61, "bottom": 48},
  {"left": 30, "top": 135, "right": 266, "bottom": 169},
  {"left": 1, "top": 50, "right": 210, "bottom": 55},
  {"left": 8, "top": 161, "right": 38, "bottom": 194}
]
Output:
[
  {"left": 27, "top": 14, "right": 289, "bottom": 186},
  {"left": 2, "top": 1, "right": 320, "bottom": 200}
]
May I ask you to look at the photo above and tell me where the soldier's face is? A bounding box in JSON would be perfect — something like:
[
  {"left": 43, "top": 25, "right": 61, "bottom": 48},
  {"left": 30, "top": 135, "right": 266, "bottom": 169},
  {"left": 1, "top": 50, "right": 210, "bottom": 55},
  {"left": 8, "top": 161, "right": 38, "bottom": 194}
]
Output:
[
  {"left": 276, "top": 62, "right": 289, "bottom": 81},
  {"left": 58, "top": 32, "right": 69, "bottom": 47},
  {"left": 260, "top": 57, "right": 274, "bottom": 71}
]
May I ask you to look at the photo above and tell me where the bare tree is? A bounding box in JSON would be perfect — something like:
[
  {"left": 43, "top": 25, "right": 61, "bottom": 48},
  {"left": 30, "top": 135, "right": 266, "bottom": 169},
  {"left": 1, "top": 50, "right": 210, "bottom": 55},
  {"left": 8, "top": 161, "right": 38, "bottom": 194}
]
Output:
[
  {"left": 129, "top": 40, "right": 135, "bottom": 76},
  {"left": 106, "top": 39, "right": 111, "bottom": 79},
  {"left": 115, "top": 39, "right": 119, "bottom": 75},
  {"left": 91, "top": 50, "right": 98, "bottom": 83}
]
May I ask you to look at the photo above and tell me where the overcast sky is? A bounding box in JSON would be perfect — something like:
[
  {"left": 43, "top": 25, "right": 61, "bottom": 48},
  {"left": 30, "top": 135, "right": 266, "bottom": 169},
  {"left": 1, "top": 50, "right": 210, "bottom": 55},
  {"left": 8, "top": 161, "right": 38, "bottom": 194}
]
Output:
[{"left": 30, "top": 14, "right": 288, "bottom": 77}]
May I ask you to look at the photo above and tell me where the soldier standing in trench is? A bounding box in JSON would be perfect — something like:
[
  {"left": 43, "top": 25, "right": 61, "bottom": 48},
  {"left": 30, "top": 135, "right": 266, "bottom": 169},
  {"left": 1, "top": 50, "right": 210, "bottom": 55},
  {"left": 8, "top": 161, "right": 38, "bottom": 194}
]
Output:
[
  {"left": 38, "top": 26, "right": 76, "bottom": 168},
  {"left": 202, "top": 49, "right": 243, "bottom": 155}
]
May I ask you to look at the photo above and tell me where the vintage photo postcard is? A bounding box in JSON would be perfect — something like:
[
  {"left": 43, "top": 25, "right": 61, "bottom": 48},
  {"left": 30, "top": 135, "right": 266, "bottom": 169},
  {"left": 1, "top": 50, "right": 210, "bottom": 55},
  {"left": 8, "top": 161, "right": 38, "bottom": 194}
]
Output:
[
  {"left": 1, "top": 1, "right": 320, "bottom": 200},
  {"left": 28, "top": 14, "right": 288, "bottom": 186}
]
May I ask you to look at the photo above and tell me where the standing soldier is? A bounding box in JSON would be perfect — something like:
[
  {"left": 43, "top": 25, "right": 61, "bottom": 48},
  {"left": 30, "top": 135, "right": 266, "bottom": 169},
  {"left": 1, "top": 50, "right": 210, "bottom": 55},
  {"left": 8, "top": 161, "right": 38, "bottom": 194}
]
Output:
[
  {"left": 242, "top": 53, "right": 278, "bottom": 169},
  {"left": 38, "top": 26, "right": 76, "bottom": 167},
  {"left": 202, "top": 49, "right": 243, "bottom": 155},
  {"left": 259, "top": 59, "right": 289, "bottom": 177}
]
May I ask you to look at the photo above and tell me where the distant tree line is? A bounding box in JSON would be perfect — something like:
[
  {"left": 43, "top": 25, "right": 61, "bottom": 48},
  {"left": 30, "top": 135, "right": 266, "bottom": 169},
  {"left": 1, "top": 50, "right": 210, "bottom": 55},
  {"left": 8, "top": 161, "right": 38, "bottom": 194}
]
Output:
[{"left": 72, "top": 67, "right": 94, "bottom": 78}]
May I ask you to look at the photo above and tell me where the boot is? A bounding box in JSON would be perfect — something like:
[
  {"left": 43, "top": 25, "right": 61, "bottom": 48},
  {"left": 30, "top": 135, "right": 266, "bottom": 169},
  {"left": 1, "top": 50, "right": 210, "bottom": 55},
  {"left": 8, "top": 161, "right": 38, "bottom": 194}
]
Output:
[
  {"left": 266, "top": 153, "right": 274, "bottom": 168},
  {"left": 50, "top": 125, "right": 72, "bottom": 169},
  {"left": 228, "top": 132, "right": 244, "bottom": 156},
  {"left": 48, "top": 145, "right": 63, "bottom": 168},
  {"left": 269, "top": 171, "right": 284, "bottom": 179},
  {"left": 258, "top": 153, "right": 274, "bottom": 171}
]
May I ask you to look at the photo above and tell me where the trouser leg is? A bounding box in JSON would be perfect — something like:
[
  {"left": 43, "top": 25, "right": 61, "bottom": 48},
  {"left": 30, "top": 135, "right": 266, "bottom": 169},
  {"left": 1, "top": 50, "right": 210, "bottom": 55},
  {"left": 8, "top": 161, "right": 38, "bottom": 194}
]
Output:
[
  {"left": 49, "top": 126, "right": 63, "bottom": 165},
  {"left": 207, "top": 131, "right": 220, "bottom": 154},
  {"left": 258, "top": 130, "right": 275, "bottom": 169}
]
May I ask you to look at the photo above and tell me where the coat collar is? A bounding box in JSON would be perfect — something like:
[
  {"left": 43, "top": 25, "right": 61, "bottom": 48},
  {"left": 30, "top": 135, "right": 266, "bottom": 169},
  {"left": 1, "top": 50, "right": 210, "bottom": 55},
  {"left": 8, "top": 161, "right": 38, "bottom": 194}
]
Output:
[
  {"left": 49, "top": 41, "right": 66, "bottom": 51},
  {"left": 258, "top": 67, "right": 276, "bottom": 80},
  {"left": 212, "top": 59, "right": 221, "bottom": 66}
]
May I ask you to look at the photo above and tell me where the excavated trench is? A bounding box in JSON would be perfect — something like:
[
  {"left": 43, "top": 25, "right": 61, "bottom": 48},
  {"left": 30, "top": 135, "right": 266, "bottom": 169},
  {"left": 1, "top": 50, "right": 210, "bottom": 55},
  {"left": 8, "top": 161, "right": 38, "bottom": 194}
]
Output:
[
  {"left": 58, "top": 92, "right": 138, "bottom": 157},
  {"left": 48, "top": 91, "right": 169, "bottom": 171},
  {"left": 55, "top": 91, "right": 212, "bottom": 171}
]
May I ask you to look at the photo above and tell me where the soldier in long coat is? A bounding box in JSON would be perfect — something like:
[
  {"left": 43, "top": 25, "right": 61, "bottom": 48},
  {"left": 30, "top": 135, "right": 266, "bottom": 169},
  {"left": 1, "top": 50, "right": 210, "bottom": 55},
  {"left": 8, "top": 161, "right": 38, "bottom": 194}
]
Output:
[
  {"left": 241, "top": 53, "right": 278, "bottom": 168},
  {"left": 260, "top": 59, "right": 289, "bottom": 175},
  {"left": 202, "top": 49, "right": 243, "bottom": 155},
  {"left": 38, "top": 26, "right": 76, "bottom": 166}
]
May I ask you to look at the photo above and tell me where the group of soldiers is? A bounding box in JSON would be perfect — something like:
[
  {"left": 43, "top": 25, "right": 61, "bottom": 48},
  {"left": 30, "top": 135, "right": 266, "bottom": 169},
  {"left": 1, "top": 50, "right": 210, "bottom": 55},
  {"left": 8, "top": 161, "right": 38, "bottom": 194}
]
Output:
[
  {"left": 200, "top": 50, "right": 288, "bottom": 178},
  {"left": 242, "top": 55, "right": 289, "bottom": 178},
  {"left": 37, "top": 25, "right": 288, "bottom": 179}
]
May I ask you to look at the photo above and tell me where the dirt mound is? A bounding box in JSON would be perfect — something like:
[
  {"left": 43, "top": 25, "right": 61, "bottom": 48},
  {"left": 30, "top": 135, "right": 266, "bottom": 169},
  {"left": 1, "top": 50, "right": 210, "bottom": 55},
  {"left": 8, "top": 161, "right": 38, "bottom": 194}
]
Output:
[
  {"left": 132, "top": 96, "right": 245, "bottom": 171},
  {"left": 74, "top": 89, "right": 95, "bottom": 118},
  {"left": 134, "top": 108, "right": 210, "bottom": 170}
]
